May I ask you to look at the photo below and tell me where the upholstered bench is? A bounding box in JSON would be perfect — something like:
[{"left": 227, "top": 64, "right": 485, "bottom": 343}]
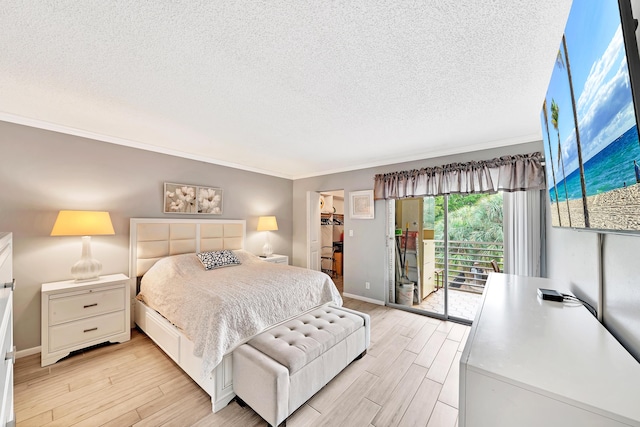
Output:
[{"left": 232, "top": 305, "right": 370, "bottom": 427}]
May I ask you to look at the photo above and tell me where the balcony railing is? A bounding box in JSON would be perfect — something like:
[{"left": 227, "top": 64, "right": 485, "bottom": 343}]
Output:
[{"left": 433, "top": 240, "right": 503, "bottom": 294}]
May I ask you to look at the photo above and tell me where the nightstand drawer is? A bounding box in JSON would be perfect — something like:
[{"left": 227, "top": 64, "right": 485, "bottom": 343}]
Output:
[
  {"left": 49, "top": 285, "right": 125, "bottom": 325},
  {"left": 261, "top": 254, "right": 288, "bottom": 264},
  {"left": 49, "top": 310, "right": 126, "bottom": 352}
]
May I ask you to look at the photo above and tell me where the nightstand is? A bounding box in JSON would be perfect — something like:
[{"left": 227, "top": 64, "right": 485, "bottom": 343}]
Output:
[
  {"left": 260, "top": 254, "right": 289, "bottom": 265},
  {"left": 41, "top": 273, "right": 130, "bottom": 367}
]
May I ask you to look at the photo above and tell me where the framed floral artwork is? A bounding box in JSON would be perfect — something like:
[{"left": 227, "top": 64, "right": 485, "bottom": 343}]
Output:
[
  {"left": 164, "top": 183, "right": 223, "bottom": 214},
  {"left": 164, "top": 183, "right": 197, "bottom": 214},
  {"left": 197, "top": 186, "right": 223, "bottom": 214},
  {"left": 349, "top": 189, "right": 374, "bottom": 219}
]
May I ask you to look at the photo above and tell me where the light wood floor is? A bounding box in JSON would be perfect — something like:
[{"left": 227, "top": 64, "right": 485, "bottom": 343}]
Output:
[{"left": 15, "top": 298, "right": 470, "bottom": 426}]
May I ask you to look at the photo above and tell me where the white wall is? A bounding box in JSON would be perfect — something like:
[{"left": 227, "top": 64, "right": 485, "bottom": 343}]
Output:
[
  {"left": 0, "top": 121, "right": 293, "bottom": 351},
  {"left": 292, "top": 141, "right": 543, "bottom": 303},
  {"left": 546, "top": 208, "right": 640, "bottom": 361},
  {"left": 545, "top": 0, "right": 640, "bottom": 361}
]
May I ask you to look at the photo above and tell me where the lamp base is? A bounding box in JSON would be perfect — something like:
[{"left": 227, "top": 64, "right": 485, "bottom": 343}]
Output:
[
  {"left": 262, "top": 242, "right": 273, "bottom": 257},
  {"left": 71, "top": 236, "right": 103, "bottom": 282},
  {"left": 71, "top": 257, "right": 102, "bottom": 282}
]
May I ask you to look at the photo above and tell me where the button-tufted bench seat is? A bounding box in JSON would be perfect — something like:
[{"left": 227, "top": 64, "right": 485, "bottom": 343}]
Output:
[{"left": 232, "top": 305, "right": 370, "bottom": 427}]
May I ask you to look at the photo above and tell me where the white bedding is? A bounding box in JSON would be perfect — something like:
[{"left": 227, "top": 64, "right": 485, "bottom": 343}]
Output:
[{"left": 137, "top": 250, "right": 342, "bottom": 376}]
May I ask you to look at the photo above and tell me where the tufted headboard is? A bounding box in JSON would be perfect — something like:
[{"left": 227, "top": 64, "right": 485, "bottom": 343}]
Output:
[{"left": 129, "top": 218, "right": 246, "bottom": 278}]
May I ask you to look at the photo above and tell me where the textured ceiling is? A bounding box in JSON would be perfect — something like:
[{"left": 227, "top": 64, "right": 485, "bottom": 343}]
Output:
[{"left": 0, "top": 1, "right": 572, "bottom": 179}]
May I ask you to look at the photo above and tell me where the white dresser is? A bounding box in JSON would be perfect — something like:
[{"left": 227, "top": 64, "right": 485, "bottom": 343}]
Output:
[
  {"left": 41, "top": 273, "right": 130, "bottom": 367},
  {"left": 0, "top": 233, "right": 14, "bottom": 427},
  {"left": 460, "top": 273, "right": 640, "bottom": 427}
]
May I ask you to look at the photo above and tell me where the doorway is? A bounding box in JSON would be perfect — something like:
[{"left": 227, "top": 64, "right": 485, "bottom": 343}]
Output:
[
  {"left": 388, "top": 193, "right": 504, "bottom": 322},
  {"left": 307, "top": 190, "right": 345, "bottom": 294}
]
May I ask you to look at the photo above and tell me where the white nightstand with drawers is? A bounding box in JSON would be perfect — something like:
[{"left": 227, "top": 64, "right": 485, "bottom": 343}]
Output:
[
  {"left": 260, "top": 254, "right": 289, "bottom": 265},
  {"left": 41, "top": 273, "right": 130, "bottom": 367}
]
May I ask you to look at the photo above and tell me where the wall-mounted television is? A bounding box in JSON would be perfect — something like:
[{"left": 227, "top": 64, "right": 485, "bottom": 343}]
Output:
[{"left": 540, "top": 0, "right": 640, "bottom": 233}]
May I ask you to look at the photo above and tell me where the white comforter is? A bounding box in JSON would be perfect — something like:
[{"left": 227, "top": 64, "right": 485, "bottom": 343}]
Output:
[{"left": 137, "top": 250, "right": 342, "bottom": 376}]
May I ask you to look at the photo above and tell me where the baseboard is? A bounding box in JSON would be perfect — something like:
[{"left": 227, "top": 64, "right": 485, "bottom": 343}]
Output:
[
  {"left": 17, "top": 346, "right": 41, "bottom": 359},
  {"left": 342, "top": 293, "right": 385, "bottom": 306}
]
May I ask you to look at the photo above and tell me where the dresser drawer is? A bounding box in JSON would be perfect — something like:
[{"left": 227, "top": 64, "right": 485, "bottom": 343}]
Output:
[
  {"left": 0, "top": 292, "right": 10, "bottom": 372},
  {"left": 0, "top": 234, "right": 11, "bottom": 286},
  {"left": 48, "top": 310, "right": 126, "bottom": 352},
  {"left": 0, "top": 357, "right": 12, "bottom": 427},
  {"left": 49, "top": 285, "right": 125, "bottom": 325}
]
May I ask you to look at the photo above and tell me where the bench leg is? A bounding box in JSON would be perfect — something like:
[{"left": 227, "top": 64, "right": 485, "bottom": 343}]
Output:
[
  {"left": 234, "top": 396, "right": 247, "bottom": 408},
  {"left": 238, "top": 396, "right": 285, "bottom": 427},
  {"left": 355, "top": 349, "right": 367, "bottom": 361}
]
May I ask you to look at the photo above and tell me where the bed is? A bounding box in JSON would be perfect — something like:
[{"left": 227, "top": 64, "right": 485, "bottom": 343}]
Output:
[{"left": 129, "top": 218, "right": 342, "bottom": 412}]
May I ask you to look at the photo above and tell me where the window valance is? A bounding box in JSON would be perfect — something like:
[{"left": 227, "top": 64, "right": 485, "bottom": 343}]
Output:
[{"left": 373, "top": 152, "right": 545, "bottom": 200}]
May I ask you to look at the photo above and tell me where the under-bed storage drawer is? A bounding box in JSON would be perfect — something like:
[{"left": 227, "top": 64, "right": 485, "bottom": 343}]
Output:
[{"left": 144, "top": 309, "right": 181, "bottom": 363}]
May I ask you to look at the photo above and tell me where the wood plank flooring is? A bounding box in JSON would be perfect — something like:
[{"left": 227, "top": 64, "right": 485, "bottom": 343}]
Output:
[{"left": 15, "top": 298, "right": 469, "bottom": 426}]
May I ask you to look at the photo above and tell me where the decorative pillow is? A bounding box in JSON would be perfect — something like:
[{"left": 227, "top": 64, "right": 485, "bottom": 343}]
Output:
[{"left": 197, "top": 250, "right": 241, "bottom": 270}]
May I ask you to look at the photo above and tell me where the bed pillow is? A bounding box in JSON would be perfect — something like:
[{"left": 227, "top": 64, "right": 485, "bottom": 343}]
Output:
[{"left": 197, "top": 250, "right": 241, "bottom": 270}]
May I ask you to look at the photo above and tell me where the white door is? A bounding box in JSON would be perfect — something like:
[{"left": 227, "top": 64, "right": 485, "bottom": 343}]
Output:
[{"left": 307, "top": 191, "right": 321, "bottom": 270}]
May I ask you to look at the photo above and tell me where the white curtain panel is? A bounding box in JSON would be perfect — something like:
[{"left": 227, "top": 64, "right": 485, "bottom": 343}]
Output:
[{"left": 503, "top": 190, "right": 543, "bottom": 276}]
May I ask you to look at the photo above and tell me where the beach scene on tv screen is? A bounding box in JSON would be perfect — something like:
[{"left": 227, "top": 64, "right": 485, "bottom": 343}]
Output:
[{"left": 541, "top": 0, "right": 640, "bottom": 231}]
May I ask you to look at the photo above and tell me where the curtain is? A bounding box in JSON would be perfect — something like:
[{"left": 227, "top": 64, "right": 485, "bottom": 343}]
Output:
[
  {"left": 375, "top": 151, "right": 547, "bottom": 278},
  {"left": 503, "top": 190, "right": 545, "bottom": 276},
  {"left": 374, "top": 152, "right": 545, "bottom": 200}
]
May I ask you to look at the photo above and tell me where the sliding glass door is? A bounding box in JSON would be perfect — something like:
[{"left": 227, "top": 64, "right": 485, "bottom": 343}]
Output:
[
  {"left": 442, "top": 193, "right": 503, "bottom": 321},
  {"left": 389, "top": 193, "right": 503, "bottom": 323}
]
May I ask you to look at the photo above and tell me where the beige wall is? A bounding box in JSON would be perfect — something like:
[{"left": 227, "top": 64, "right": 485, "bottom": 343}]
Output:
[{"left": 0, "top": 121, "right": 293, "bottom": 352}]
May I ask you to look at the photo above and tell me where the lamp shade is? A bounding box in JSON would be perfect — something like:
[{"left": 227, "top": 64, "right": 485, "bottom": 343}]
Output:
[
  {"left": 257, "top": 216, "right": 278, "bottom": 231},
  {"left": 51, "top": 211, "right": 115, "bottom": 236}
]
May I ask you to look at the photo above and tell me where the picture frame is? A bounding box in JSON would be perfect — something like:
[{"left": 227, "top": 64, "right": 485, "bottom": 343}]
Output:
[
  {"left": 164, "top": 183, "right": 197, "bottom": 214},
  {"left": 196, "top": 186, "right": 223, "bottom": 214},
  {"left": 349, "top": 189, "right": 374, "bottom": 219},
  {"left": 163, "top": 183, "right": 223, "bottom": 215}
]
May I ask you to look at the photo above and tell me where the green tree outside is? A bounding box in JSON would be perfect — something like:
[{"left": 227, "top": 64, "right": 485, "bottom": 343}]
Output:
[
  {"left": 434, "top": 193, "right": 502, "bottom": 241},
  {"left": 432, "top": 193, "right": 504, "bottom": 284}
]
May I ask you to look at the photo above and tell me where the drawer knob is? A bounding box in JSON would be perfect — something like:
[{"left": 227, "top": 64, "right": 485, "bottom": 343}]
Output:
[
  {"left": 84, "top": 327, "right": 98, "bottom": 333},
  {"left": 5, "top": 346, "right": 15, "bottom": 363},
  {"left": 2, "top": 279, "right": 14, "bottom": 291},
  {"left": 83, "top": 303, "right": 98, "bottom": 308}
]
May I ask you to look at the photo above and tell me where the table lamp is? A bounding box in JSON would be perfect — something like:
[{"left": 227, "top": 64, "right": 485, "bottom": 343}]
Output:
[
  {"left": 50, "top": 210, "right": 115, "bottom": 281},
  {"left": 257, "top": 216, "right": 278, "bottom": 257}
]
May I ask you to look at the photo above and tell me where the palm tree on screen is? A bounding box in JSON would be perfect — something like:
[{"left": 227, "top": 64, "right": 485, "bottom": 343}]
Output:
[
  {"left": 559, "top": 36, "right": 590, "bottom": 227},
  {"left": 551, "top": 99, "right": 572, "bottom": 226},
  {"left": 542, "top": 99, "right": 562, "bottom": 225}
]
